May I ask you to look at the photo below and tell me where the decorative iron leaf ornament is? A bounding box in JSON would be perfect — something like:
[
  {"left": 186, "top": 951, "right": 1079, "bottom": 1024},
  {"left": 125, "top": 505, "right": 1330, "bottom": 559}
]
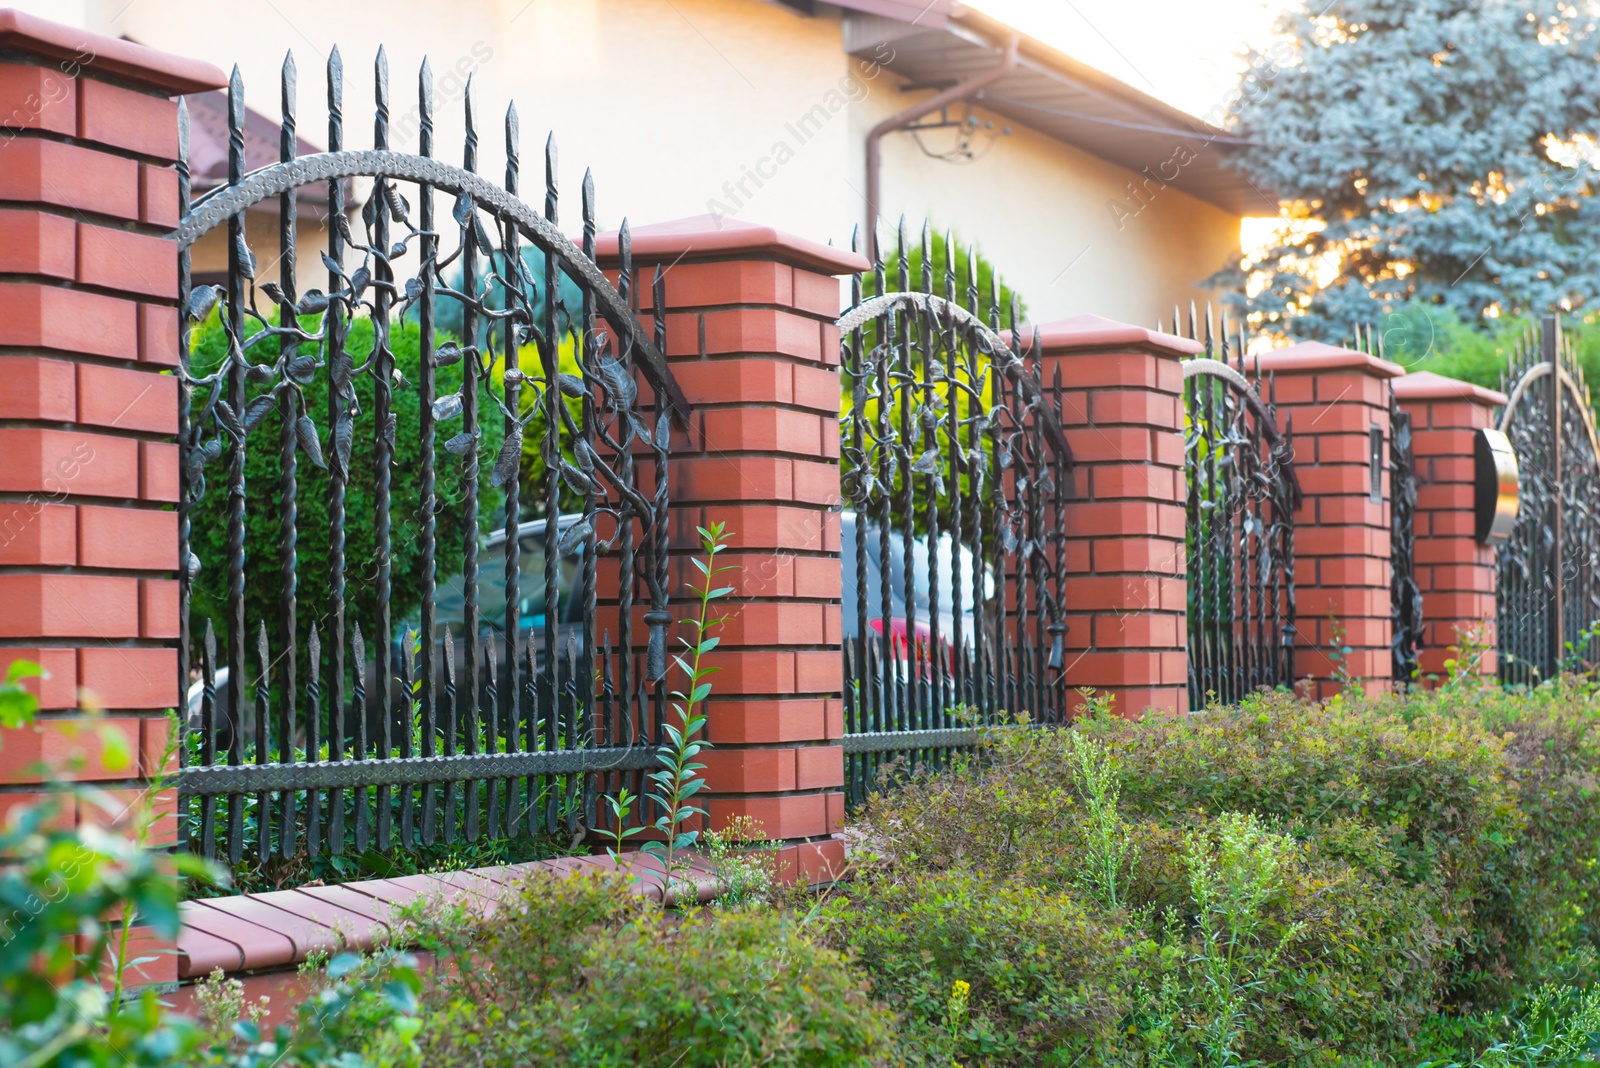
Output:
[{"left": 432, "top": 392, "right": 464, "bottom": 420}]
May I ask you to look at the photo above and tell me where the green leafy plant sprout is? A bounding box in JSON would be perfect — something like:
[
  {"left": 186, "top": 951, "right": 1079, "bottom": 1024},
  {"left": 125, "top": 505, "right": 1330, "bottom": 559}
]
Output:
[
  {"left": 704, "top": 815, "right": 779, "bottom": 909},
  {"left": 1061, "top": 729, "right": 1135, "bottom": 912},
  {"left": 637, "top": 521, "right": 737, "bottom": 900},
  {"left": 1183, "top": 813, "right": 1306, "bottom": 1067},
  {"left": 1326, "top": 611, "right": 1360, "bottom": 694},
  {"left": 1558, "top": 618, "right": 1600, "bottom": 677},
  {"left": 603, "top": 785, "right": 642, "bottom": 863}
]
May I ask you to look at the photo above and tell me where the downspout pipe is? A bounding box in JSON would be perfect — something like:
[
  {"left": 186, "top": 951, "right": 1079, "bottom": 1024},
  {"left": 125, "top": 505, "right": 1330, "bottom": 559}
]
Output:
[{"left": 865, "top": 31, "right": 1021, "bottom": 260}]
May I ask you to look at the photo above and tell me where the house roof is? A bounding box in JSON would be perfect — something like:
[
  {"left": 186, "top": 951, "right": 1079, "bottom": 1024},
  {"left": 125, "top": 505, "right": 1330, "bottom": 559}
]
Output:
[
  {"left": 825, "top": 0, "right": 1275, "bottom": 216},
  {"left": 184, "top": 88, "right": 338, "bottom": 213}
]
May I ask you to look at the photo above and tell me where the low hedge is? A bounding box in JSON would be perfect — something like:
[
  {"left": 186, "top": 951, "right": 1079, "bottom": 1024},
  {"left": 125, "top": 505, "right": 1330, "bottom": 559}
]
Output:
[
  {"left": 19, "top": 674, "right": 1599, "bottom": 1066},
  {"left": 829, "top": 679, "right": 1600, "bottom": 1065}
]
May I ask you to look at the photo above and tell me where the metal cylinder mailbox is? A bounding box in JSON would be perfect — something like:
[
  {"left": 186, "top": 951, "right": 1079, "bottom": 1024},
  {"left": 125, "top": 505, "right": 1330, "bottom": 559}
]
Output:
[{"left": 1474, "top": 427, "right": 1519, "bottom": 545}]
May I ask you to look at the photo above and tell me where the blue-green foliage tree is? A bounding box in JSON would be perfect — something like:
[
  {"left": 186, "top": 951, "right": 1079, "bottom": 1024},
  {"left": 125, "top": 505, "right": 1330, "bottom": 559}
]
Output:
[{"left": 1214, "top": 0, "right": 1600, "bottom": 341}]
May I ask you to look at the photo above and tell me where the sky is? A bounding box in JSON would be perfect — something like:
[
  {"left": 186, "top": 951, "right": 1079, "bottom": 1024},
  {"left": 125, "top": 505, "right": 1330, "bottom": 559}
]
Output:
[{"left": 965, "top": 0, "right": 1292, "bottom": 119}]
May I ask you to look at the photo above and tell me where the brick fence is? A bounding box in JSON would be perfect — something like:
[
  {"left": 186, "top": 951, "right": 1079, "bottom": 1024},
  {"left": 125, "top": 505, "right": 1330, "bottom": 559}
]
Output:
[
  {"left": 1257, "top": 342, "right": 1407, "bottom": 698},
  {"left": 0, "top": 11, "right": 226, "bottom": 988},
  {"left": 0, "top": 4, "right": 1517, "bottom": 998},
  {"left": 1393, "top": 371, "right": 1505, "bottom": 680},
  {"left": 597, "top": 216, "right": 861, "bottom": 884}
]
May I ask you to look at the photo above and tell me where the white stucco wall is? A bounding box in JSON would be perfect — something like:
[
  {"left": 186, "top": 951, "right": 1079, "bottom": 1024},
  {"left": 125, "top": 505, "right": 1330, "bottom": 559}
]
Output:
[
  {"left": 858, "top": 91, "right": 1243, "bottom": 326},
  {"left": 28, "top": 0, "right": 1240, "bottom": 326}
]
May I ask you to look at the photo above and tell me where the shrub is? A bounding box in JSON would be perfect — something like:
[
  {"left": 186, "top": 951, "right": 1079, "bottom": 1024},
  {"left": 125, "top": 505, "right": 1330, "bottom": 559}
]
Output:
[
  {"left": 1419, "top": 680, "right": 1600, "bottom": 994},
  {"left": 819, "top": 868, "right": 1129, "bottom": 1066},
  {"left": 848, "top": 693, "right": 1545, "bottom": 1062},
  {"left": 408, "top": 871, "right": 892, "bottom": 1067},
  {"left": 186, "top": 314, "right": 504, "bottom": 659},
  {"left": 1070, "top": 690, "right": 1535, "bottom": 1008}
]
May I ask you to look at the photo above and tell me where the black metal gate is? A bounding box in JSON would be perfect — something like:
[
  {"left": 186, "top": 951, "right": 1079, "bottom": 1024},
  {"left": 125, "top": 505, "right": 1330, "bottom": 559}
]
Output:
[
  {"left": 1177, "top": 310, "right": 1299, "bottom": 708},
  {"left": 837, "top": 223, "right": 1072, "bottom": 804},
  {"left": 1497, "top": 317, "right": 1600, "bottom": 685},
  {"left": 176, "top": 52, "right": 683, "bottom": 865},
  {"left": 1390, "top": 392, "right": 1423, "bottom": 682}
]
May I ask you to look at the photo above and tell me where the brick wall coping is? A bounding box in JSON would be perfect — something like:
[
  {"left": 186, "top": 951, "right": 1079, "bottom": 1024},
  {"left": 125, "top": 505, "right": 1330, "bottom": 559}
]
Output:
[
  {"left": 594, "top": 213, "right": 868, "bottom": 275},
  {"left": 0, "top": 8, "right": 225, "bottom": 93},
  {"left": 1013, "top": 313, "right": 1202, "bottom": 357},
  {"left": 1256, "top": 340, "right": 1407, "bottom": 379},
  {"left": 1392, "top": 369, "right": 1507, "bottom": 406},
  {"left": 176, "top": 852, "right": 724, "bottom": 982}
]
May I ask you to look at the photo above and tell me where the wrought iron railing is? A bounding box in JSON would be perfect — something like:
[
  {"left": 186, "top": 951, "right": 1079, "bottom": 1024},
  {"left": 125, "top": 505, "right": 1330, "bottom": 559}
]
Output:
[
  {"left": 1496, "top": 316, "right": 1600, "bottom": 686},
  {"left": 1174, "top": 308, "right": 1299, "bottom": 708},
  {"left": 837, "top": 223, "right": 1072, "bottom": 805},
  {"left": 176, "top": 51, "right": 683, "bottom": 865},
  {"left": 1390, "top": 395, "right": 1423, "bottom": 681}
]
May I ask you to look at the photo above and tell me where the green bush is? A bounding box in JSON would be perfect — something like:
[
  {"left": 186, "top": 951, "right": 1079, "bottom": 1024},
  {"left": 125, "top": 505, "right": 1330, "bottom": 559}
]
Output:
[
  {"left": 407, "top": 871, "right": 893, "bottom": 1067},
  {"left": 186, "top": 314, "right": 504, "bottom": 660},
  {"left": 843, "top": 682, "right": 1600, "bottom": 1064},
  {"left": 1423, "top": 681, "right": 1600, "bottom": 994},
  {"left": 819, "top": 867, "right": 1127, "bottom": 1066},
  {"left": 845, "top": 757, "right": 1450, "bottom": 1064},
  {"left": 1072, "top": 690, "right": 1533, "bottom": 1007}
]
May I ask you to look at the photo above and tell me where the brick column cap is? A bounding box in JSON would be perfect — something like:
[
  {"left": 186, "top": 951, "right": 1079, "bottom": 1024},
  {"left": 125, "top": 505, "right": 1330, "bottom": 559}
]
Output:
[
  {"left": 1257, "top": 340, "right": 1406, "bottom": 379},
  {"left": 0, "top": 9, "right": 225, "bottom": 94},
  {"left": 595, "top": 213, "right": 868, "bottom": 276},
  {"left": 1016, "top": 314, "right": 1201, "bottom": 358},
  {"left": 1392, "top": 369, "right": 1506, "bottom": 406}
]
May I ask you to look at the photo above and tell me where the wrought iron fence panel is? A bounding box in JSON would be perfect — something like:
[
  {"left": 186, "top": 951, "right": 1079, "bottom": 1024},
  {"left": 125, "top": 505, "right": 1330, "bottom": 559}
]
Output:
[
  {"left": 1498, "top": 317, "right": 1600, "bottom": 686},
  {"left": 175, "top": 51, "right": 683, "bottom": 866},
  {"left": 837, "top": 223, "right": 1071, "bottom": 805},
  {"left": 1176, "top": 309, "right": 1299, "bottom": 708},
  {"left": 1390, "top": 396, "right": 1422, "bottom": 682}
]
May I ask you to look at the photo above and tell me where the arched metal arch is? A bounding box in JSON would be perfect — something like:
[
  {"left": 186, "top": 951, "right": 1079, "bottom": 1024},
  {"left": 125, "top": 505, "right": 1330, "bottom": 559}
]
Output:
[
  {"left": 1181, "top": 357, "right": 1302, "bottom": 505},
  {"left": 179, "top": 149, "right": 690, "bottom": 423},
  {"left": 837, "top": 290, "right": 1072, "bottom": 465},
  {"left": 1498, "top": 360, "right": 1600, "bottom": 466}
]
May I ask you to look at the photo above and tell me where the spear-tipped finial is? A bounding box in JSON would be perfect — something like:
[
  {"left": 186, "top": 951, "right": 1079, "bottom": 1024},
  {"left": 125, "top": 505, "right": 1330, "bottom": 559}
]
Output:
[
  {"left": 327, "top": 44, "right": 343, "bottom": 101},
  {"left": 177, "top": 95, "right": 190, "bottom": 166}
]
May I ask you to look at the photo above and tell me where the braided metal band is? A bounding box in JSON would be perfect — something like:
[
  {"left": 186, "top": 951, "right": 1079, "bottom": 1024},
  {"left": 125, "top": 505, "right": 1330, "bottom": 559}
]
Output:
[
  {"left": 837, "top": 290, "right": 1071, "bottom": 465},
  {"left": 1184, "top": 357, "right": 1292, "bottom": 452},
  {"left": 179, "top": 745, "right": 659, "bottom": 796},
  {"left": 180, "top": 149, "right": 688, "bottom": 421},
  {"left": 1498, "top": 359, "right": 1600, "bottom": 464}
]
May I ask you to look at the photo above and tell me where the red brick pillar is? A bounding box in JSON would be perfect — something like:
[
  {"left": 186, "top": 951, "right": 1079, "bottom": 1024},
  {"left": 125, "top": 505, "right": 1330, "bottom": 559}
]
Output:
[
  {"left": 1392, "top": 371, "right": 1505, "bottom": 680},
  {"left": 597, "top": 215, "right": 864, "bottom": 884},
  {"left": 0, "top": 12, "right": 225, "bottom": 982},
  {"left": 1255, "top": 342, "right": 1406, "bottom": 697},
  {"left": 1028, "top": 315, "right": 1194, "bottom": 717}
]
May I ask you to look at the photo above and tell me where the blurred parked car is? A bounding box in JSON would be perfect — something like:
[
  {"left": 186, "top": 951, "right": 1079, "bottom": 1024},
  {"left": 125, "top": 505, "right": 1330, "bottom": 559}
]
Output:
[
  {"left": 840, "top": 511, "right": 993, "bottom": 664},
  {"left": 186, "top": 515, "right": 587, "bottom": 750}
]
